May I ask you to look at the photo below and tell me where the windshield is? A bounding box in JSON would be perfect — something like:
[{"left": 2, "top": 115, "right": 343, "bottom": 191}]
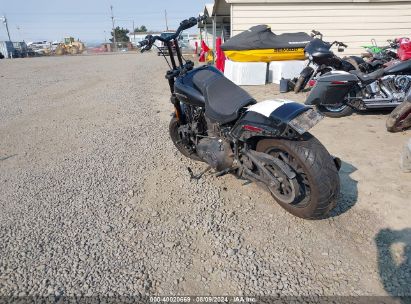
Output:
[
  {"left": 161, "top": 32, "right": 175, "bottom": 39},
  {"left": 305, "top": 38, "right": 332, "bottom": 55}
]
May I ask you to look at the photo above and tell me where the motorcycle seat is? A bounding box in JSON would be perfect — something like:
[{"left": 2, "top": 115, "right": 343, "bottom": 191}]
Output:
[
  {"left": 369, "top": 60, "right": 384, "bottom": 68},
  {"left": 350, "top": 68, "right": 385, "bottom": 85},
  {"left": 192, "top": 68, "right": 256, "bottom": 124}
]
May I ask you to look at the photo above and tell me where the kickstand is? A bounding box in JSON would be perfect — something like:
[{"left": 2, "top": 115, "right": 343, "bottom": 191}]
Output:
[
  {"left": 242, "top": 180, "right": 252, "bottom": 186},
  {"left": 187, "top": 166, "right": 212, "bottom": 180},
  {"left": 215, "top": 166, "right": 239, "bottom": 177}
]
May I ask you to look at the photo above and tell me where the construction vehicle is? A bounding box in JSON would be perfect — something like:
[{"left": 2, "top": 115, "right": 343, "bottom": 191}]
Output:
[{"left": 55, "top": 37, "right": 85, "bottom": 55}]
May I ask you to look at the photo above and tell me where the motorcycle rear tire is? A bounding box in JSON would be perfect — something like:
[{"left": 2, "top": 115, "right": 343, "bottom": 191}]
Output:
[
  {"left": 169, "top": 116, "right": 201, "bottom": 161},
  {"left": 256, "top": 134, "right": 340, "bottom": 219}
]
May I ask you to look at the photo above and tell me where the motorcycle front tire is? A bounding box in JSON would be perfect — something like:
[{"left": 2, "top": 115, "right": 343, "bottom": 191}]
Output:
[
  {"left": 294, "top": 75, "right": 309, "bottom": 93},
  {"left": 169, "top": 116, "right": 201, "bottom": 161},
  {"left": 316, "top": 104, "right": 354, "bottom": 118}
]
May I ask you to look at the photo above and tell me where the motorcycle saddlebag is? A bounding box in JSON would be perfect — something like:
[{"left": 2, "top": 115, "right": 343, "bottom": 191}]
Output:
[{"left": 306, "top": 72, "right": 358, "bottom": 106}]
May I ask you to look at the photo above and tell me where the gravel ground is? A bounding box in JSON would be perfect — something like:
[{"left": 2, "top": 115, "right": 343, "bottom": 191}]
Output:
[{"left": 0, "top": 53, "right": 410, "bottom": 300}]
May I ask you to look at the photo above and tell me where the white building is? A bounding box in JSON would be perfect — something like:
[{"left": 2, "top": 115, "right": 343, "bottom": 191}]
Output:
[
  {"left": 204, "top": 0, "right": 411, "bottom": 56},
  {"left": 199, "top": 1, "right": 231, "bottom": 51}
]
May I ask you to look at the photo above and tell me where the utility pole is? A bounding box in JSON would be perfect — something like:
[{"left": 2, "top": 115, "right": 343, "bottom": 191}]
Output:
[
  {"left": 110, "top": 5, "right": 116, "bottom": 51},
  {"left": 1, "top": 15, "right": 11, "bottom": 41},
  {"left": 164, "top": 10, "right": 169, "bottom": 31},
  {"left": 132, "top": 20, "right": 135, "bottom": 43}
]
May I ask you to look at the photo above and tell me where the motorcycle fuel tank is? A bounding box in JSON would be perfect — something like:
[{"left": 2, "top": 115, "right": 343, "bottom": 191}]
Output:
[
  {"left": 384, "top": 60, "right": 411, "bottom": 75},
  {"left": 174, "top": 66, "right": 222, "bottom": 107}
]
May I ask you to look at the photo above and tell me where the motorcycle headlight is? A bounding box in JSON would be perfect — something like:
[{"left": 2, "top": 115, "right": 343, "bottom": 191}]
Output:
[{"left": 288, "top": 109, "right": 324, "bottom": 134}]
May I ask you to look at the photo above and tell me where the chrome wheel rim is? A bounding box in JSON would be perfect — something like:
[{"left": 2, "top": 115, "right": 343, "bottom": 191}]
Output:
[
  {"left": 324, "top": 104, "right": 347, "bottom": 113},
  {"left": 264, "top": 149, "right": 311, "bottom": 207}
]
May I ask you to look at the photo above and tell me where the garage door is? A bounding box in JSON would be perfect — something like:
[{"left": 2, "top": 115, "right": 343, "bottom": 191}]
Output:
[{"left": 231, "top": 1, "right": 411, "bottom": 56}]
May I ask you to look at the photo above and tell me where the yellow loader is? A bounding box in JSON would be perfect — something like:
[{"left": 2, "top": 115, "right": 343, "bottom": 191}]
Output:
[{"left": 55, "top": 37, "right": 85, "bottom": 55}]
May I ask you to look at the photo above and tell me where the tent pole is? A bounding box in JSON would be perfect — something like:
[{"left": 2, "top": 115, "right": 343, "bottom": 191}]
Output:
[
  {"left": 204, "top": 21, "right": 208, "bottom": 46},
  {"left": 212, "top": 15, "right": 217, "bottom": 64}
]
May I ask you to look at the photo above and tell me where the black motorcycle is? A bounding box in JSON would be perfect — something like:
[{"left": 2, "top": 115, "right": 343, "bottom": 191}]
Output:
[
  {"left": 138, "top": 16, "right": 340, "bottom": 219},
  {"left": 294, "top": 30, "right": 365, "bottom": 93},
  {"left": 305, "top": 60, "right": 411, "bottom": 117}
]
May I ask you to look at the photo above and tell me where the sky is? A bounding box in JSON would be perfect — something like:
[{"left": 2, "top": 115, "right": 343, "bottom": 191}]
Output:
[{"left": 0, "top": 0, "right": 209, "bottom": 43}]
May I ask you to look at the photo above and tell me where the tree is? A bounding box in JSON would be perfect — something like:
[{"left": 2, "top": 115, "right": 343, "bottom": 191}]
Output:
[
  {"left": 134, "top": 25, "right": 148, "bottom": 33},
  {"left": 110, "top": 26, "right": 130, "bottom": 43}
]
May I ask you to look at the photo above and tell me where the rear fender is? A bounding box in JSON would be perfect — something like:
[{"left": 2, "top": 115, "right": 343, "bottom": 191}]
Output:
[{"left": 231, "top": 100, "right": 323, "bottom": 141}]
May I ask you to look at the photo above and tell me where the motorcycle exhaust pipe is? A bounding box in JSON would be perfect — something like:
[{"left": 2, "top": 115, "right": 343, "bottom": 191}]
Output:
[
  {"left": 363, "top": 98, "right": 391, "bottom": 103},
  {"left": 364, "top": 101, "right": 401, "bottom": 108},
  {"left": 380, "top": 81, "right": 394, "bottom": 100},
  {"left": 363, "top": 81, "right": 397, "bottom": 107}
]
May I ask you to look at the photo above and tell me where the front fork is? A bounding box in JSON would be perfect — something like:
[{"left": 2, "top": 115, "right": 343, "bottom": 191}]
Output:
[
  {"left": 170, "top": 94, "right": 185, "bottom": 124},
  {"left": 167, "top": 72, "right": 186, "bottom": 125}
]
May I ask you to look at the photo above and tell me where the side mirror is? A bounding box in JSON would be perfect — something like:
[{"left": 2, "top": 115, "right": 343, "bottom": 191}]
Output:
[{"left": 338, "top": 46, "right": 345, "bottom": 52}]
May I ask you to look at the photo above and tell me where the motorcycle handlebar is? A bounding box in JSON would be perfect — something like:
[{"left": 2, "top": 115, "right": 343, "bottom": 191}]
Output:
[
  {"left": 332, "top": 41, "right": 347, "bottom": 48},
  {"left": 138, "top": 35, "right": 154, "bottom": 48},
  {"left": 311, "top": 30, "right": 323, "bottom": 39},
  {"left": 138, "top": 15, "right": 206, "bottom": 49}
]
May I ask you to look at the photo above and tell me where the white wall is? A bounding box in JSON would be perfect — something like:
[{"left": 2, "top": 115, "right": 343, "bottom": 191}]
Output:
[{"left": 231, "top": 1, "right": 411, "bottom": 55}]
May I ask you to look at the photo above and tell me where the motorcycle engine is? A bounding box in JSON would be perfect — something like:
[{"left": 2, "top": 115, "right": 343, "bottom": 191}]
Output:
[
  {"left": 196, "top": 138, "right": 234, "bottom": 171},
  {"left": 394, "top": 75, "right": 411, "bottom": 92},
  {"left": 379, "top": 75, "right": 411, "bottom": 102}
]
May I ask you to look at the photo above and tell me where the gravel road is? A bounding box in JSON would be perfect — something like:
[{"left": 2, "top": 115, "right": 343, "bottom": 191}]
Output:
[{"left": 0, "top": 54, "right": 410, "bottom": 300}]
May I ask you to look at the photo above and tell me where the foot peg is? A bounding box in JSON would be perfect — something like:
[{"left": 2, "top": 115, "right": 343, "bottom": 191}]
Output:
[{"left": 187, "top": 166, "right": 211, "bottom": 180}]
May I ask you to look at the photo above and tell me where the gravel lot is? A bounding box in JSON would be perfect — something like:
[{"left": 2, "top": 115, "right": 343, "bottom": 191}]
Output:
[{"left": 0, "top": 53, "right": 410, "bottom": 300}]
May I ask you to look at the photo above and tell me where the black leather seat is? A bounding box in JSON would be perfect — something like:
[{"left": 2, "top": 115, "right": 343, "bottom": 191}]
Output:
[
  {"left": 350, "top": 68, "right": 385, "bottom": 85},
  {"left": 192, "top": 68, "right": 256, "bottom": 124}
]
